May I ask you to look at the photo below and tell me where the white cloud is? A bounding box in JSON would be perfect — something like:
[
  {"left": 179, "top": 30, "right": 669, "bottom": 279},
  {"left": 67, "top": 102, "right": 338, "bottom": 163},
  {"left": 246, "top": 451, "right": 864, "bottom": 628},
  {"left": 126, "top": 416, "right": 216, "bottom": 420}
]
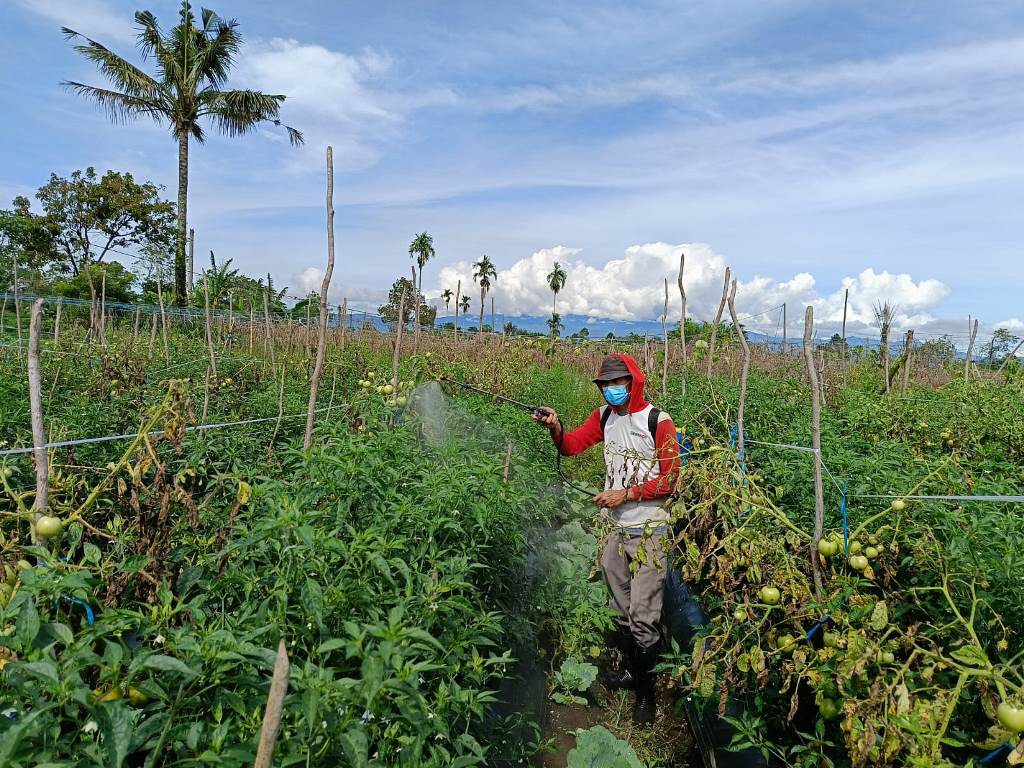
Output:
[
  {"left": 15, "top": 0, "right": 136, "bottom": 43},
  {"left": 433, "top": 242, "right": 955, "bottom": 339}
]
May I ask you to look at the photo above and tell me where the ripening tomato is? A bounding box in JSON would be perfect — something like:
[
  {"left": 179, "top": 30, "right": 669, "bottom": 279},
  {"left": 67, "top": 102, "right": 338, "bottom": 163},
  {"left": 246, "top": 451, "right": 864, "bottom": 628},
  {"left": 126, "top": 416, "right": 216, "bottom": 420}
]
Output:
[
  {"left": 759, "top": 586, "right": 781, "bottom": 605},
  {"left": 997, "top": 702, "right": 1024, "bottom": 733}
]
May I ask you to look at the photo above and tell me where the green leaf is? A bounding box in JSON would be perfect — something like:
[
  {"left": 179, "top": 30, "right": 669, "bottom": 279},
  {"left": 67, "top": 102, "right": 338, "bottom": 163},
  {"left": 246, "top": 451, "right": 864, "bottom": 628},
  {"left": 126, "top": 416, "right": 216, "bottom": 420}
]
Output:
[
  {"left": 869, "top": 600, "right": 889, "bottom": 632},
  {"left": 566, "top": 726, "right": 644, "bottom": 768},
  {"left": 339, "top": 728, "right": 368, "bottom": 768},
  {"left": 46, "top": 622, "right": 75, "bottom": 647},
  {"left": 98, "top": 703, "right": 133, "bottom": 768},
  {"left": 15, "top": 599, "right": 40, "bottom": 649},
  {"left": 119, "top": 555, "right": 153, "bottom": 574},
  {"left": 142, "top": 654, "right": 197, "bottom": 678},
  {"left": 950, "top": 644, "right": 989, "bottom": 669},
  {"left": 0, "top": 706, "right": 55, "bottom": 765},
  {"left": 83, "top": 542, "right": 102, "bottom": 565},
  {"left": 20, "top": 660, "right": 59, "bottom": 683},
  {"left": 317, "top": 638, "right": 346, "bottom": 655}
]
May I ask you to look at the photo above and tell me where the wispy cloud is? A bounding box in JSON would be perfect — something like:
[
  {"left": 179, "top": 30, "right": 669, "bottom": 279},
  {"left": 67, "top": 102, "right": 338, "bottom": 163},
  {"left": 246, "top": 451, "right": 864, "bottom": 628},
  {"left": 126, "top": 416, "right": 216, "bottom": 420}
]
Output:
[{"left": 13, "top": 0, "right": 136, "bottom": 43}]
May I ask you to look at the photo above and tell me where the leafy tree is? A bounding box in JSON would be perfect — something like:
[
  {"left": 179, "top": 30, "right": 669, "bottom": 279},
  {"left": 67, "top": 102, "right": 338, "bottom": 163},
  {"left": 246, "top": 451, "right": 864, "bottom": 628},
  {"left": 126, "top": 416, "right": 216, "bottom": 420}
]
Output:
[
  {"left": 291, "top": 292, "right": 321, "bottom": 321},
  {"left": 35, "top": 168, "right": 175, "bottom": 279},
  {"left": 547, "top": 312, "right": 564, "bottom": 338},
  {"left": 0, "top": 196, "right": 57, "bottom": 293},
  {"left": 472, "top": 255, "right": 496, "bottom": 334},
  {"left": 191, "top": 250, "right": 240, "bottom": 309},
  {"left": 63, "top": 1, "right": 303, "bottom": 305},
  {"left": 378, "top": 277, "right": 436, "bottom": 328},
  {"left": 442, "top": 288, "right": 453, "bottom": 312},
  {"left": 982, "top": 328, "right": 1020, "bottom": 367},
  {"left": 51, "top": 261, "right": 138, "bottom": 303},
  {"left": 570, "top": 326, "right": 590, "bottom": 339},
  {"left": 547, "top": 261, "right": 567, "bottom": 315}
]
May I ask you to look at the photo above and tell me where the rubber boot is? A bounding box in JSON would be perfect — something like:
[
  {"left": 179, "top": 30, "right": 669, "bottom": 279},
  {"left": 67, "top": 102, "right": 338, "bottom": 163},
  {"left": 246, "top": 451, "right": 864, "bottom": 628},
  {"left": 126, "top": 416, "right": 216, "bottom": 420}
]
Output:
[
  {"left": 600, "top": 626, "right": 635, "bottom": 691},
  {"left": 632, "top": 644, "right": 660, "bottom": 727}
]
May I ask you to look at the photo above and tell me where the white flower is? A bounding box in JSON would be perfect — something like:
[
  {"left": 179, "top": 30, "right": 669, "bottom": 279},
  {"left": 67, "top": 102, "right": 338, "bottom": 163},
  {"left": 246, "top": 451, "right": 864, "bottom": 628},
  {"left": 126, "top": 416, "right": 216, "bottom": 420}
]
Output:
[
  {"left": 321, "top": 720, "right": 328, "bottom": 729},
  {"left": 427, "top": 712, "right": 434, "bottom": 720},
  {"left": 306, "top": 623, "right": 312, "bottom": 630},
  {"left": 82, "top": 720, "right": 99, "bottom": 734},
  {"left": 153, "top": 634, "right": 165, "bottom": 646}
]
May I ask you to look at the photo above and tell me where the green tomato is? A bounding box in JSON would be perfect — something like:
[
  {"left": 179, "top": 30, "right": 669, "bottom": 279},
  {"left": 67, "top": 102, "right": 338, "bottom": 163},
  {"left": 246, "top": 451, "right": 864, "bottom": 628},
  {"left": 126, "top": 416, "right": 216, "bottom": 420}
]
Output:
[
  {"left": 818, "top": 538, "right": 838, "bottom": 557},
  {"left": 35, "top": 515, "right": 64, "bottom": 539},
  {"left": 823, "top": 631, "right": 840, "bottom": 648},
  {"left": 818, "top": 697, "right": 841, "bottom": 720},
  {"left": 759, "top": 586, "right": 781, "bottom": 606},
  {"left": 892, "top": 499, "right": 906, "bottom": 511},
  {"left": 1, "top": 467, "right": 11, "bottom": 480},
  {"left": 997, "top": 702, "right": 1024, "bottom": 733},
  {"left": 733, "top": 607, "right": 747, "bottom": 622},
  {"left": 776, "top": 634, "right": 797, "bottom": 654},
  {"left": 876, "top": 650, "right": 895, "bottom": 665},
  {"left": 849, "top": 555, "right": 869, "bottom": 571},
  {"left": 848, "top": 540, "right": 862, "bottom": 555},
  {"left": 864, "top": 546, "right": 879, "bottom": 560}
]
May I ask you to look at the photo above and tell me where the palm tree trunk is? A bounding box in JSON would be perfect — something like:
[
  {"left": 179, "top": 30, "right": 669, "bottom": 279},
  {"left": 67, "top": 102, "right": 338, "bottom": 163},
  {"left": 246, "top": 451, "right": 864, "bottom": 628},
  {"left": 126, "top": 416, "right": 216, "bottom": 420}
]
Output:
[
  {"left": 552, "top": 291, "right": 556, "bottom": 315},
  {"left": 175, "top": 129, "right": 189, "bottom": 307},
  {"left": 479, "top": 289, "right": 485, "bottom": 334}
]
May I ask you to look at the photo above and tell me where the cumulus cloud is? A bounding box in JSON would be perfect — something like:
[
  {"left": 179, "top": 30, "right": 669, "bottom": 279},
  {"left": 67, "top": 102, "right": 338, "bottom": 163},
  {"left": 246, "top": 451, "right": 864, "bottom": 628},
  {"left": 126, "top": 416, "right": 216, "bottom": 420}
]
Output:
[
  {"left": 433, "top": 242, "right": 959, "bottom": 339},
  {"left": 290, "top": 266, "right": 387, "bottom": 311},
  {"left": 15, "top": 0, "right": 136, "bottom": 43}
]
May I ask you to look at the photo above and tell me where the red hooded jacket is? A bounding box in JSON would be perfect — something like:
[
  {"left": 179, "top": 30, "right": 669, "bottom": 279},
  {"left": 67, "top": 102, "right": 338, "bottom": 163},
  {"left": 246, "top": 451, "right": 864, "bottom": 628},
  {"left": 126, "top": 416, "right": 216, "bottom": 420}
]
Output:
[{"left": 553, "top": 353, "right": 680, "bottom": 503}]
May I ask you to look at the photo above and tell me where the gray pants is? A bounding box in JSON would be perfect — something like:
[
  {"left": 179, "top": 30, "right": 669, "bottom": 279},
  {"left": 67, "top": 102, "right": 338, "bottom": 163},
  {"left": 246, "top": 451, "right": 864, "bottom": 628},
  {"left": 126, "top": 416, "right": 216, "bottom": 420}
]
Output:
[{"left": 600, "top": 528, "right": 667, "bottom": 649}]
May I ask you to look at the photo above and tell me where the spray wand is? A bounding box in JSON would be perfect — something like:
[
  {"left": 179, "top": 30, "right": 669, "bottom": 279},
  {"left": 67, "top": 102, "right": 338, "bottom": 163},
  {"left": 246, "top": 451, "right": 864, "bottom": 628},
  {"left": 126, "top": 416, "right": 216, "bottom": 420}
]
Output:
[{"left": 438, "top": 376, "right": 601, "bottom": 497}]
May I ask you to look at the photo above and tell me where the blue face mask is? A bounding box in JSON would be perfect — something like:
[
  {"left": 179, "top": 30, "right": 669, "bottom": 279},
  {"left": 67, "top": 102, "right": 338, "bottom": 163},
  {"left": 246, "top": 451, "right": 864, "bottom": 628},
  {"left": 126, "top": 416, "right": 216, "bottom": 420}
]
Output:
[{"left": 602, "top": 385, "right": 629, "bottom": 406}]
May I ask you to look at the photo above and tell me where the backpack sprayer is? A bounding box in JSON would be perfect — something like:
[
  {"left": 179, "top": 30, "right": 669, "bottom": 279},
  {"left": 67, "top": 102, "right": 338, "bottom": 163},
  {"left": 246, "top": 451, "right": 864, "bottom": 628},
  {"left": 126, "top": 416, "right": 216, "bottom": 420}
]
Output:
[{"left": 438, "top": 376, "right": 601, "bottom": 496}]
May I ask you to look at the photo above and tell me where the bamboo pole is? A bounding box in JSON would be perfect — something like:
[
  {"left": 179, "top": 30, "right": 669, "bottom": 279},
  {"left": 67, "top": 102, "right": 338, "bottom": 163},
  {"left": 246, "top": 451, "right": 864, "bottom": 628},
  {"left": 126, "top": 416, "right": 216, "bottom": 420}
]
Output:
[
  {"left": 339, "top": 298, "right": 347, "bottom": 349},
  {"left": 391, "top": 287, "right": 407, "bottom": 392},
  {"left": 53, "top": 299, "right": 62, "bottom": 346},
  {"left": 964, "top": 317, "right": 978, "bottom": 383},
  {"left": 99, "top": 269, "right": 107, "bottom": 346},
  {"left": 840, "top": 287, "right": 849, "bottom": 363},
  {"left": 661, "top": 278, "right": 669, "bottom": 400},
  {"left": 454, "top": 280, "right": 461, "bottom": 334},
  {"left": 901, "top": 329, "right": 914, "bottom": 392},
  {"left": 304, "top": 146, "right": 337, "bottom": 451},
  {"left": 491, "top": 295, "right": 495, "bottom": 335},
  {"left": 782, "top": 302, "right": 787, "bottom": 355},
  {"left": 253, "top": 639, "right": 291, "bottom": 768},
  {"left": 997, "top": 336, "right": 1024, "bottom": 374},
  {"left": 677, "top": 252, "right": 687, "bottom": 399},
  {"left": 188, "top": 227, "right": 195, "bottom": 298},
  {"left": 28, "top": 300, "right": 48, "bottom": 543},
  {"left": 803, "top": 306, "right": 825, "bottom": 598},
  {"left": 148, "top": 314, "right": 157, "bottom": 357},
  {"left": 726, "top": 279, "right": 751, "bottom": 457},
  {"left": 156, "top": 271, "right": 170, "bottom": 362},
  {"left": 706, "top": 267, "right": 731, "bottom": 376},
  {"left": 269, "top": 364, "right": 286, "bottom": 447},
  {"left": 502, "top": 443, "right": 513, "bottom": 484},
  {"left": 412, "top": 264, "right": 421, "bottom": 353},
  {"left": 13, "top": 256, "right": 22, "bottom": 350},
  {"left": 132, "top": 305, "right": 141, "bottom": 343},
  {"left": 263, "top": 290, "right": 276, "bottom": 372},
  {"left": 249, "top": 307, "right": 255, "bottom": 354},
  {"left": 203, "top": 278, "right": 217, "bottom": 381}
]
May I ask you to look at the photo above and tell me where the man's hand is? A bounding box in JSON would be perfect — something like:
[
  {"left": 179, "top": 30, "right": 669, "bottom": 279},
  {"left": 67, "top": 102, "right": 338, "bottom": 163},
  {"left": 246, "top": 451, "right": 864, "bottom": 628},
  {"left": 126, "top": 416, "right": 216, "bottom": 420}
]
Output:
[
  {"left": 593, "top": 489, "right": 630, "bottom": 508},
  {"left": 532, "top": 407, "right": 559, "bottom": 429}
]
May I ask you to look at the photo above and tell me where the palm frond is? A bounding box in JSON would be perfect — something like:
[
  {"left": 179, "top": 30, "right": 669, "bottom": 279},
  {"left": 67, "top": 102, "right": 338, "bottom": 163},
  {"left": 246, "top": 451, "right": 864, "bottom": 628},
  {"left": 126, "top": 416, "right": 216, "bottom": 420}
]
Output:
[
  {"left": 200, "top": 89, "right": 303, "bottom": 144},
  {"left": 192, "top": 18, "right": 241, "bottom": 89},
  {"left": 62, "top": 81, "right": 166, "bottom": 125},
  {"left": 133, "top": 11, "right": 165, "bottom": 62},
  {"left": 61, "top": 28, "right": 160, "bottom": 99}
]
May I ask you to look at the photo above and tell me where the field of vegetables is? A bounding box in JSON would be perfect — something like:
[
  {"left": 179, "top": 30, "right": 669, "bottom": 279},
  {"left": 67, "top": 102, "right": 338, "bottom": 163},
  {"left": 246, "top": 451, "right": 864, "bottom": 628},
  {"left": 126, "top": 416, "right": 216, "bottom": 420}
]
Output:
[{"left": 0, "top": 308, "right": 1022, "bottom": 767}]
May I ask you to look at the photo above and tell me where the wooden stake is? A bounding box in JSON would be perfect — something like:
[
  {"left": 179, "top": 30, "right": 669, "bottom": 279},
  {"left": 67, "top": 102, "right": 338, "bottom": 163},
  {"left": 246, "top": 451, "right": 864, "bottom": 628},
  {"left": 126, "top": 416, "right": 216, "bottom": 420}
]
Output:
[
  {"left": 148, "top": 314, "right": 157, "bottom": 357},
  {"left": 253, "top": 639, "right": 291, "bottom": 768},
  {"left": 202, "top": 366, "right": 211, "bottom": 423},
  {"left": 263, "top": 289, "right": 276, "bottom": 372},
  {"left": 781, "top": 302, "right": 787, "bottom": 355},
  {"left": 706, "top": 267, "right": 731, "bottom": 376},
  {"left": 391, "top": 287, "right": 407, "bottom": 392},
  {"left": 840, "top": 287, "right": 849, "bottom": 362},
  {"left": 269, "top": 364, "right": 287, "bottom": 447},
  {"left": 491, "top": 294, "right": 495, "bottom": 336},
  {"left": 997, "top": 336, "right": 1024, "bottom": 374},
  {"left": 27, "top": 300, "right": 48, "bottom": 543},
  {"left": 412, "top": 264, "right": 420, "bottom": 353},
  {"left": 156, "top": 271, "right": 170, "bottom": 362},
  {"left": 13, "top": 255, "right": 22, "bottom": 350},
  {"left": 99, "top": 269, "right": 107, "bottom": 346},
  {"left": 803, "top": 305, "right": 825, "bottom": 598},
  {"left": 304, "top": 146, "right": 337, "bottom": 451},
  {"left": 203, "top": 277, "right": 217, "bottom": 381},
  {"left": 901, "top": 329, "right": 914, "bottom": 392},
  {"left": 53, "top": 299, "right": 63, "bottom": 346},
  {"left": 677, "top": 252, "right": 687, "bottom": 398},
  {"left": 502, "top": 443, "right": 513, "bottom": 484},
  {"left": 661, "top": 278, "right": 669, "bottom": 400},
  {"left": 726, "top": 279, "right": 751, "bottom": 457},
  {"left": 964, "top": 317, "right": 979, "bottom": 383},
  {"left": 454, "top": 279, "right": 461, "bottom": 334},
  {"left": 132, "top": 306, "right": 141, "bottom": 343},
  {"left": 249, "top": 307, "right": 255, "bottom": 354}
]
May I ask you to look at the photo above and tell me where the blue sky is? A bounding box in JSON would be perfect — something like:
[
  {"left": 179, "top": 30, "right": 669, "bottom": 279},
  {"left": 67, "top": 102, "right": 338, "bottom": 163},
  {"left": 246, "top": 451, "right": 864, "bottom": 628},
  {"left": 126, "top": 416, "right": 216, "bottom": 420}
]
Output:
[{"left": 3, "top": 0, "right": 1024, "bottom": 339}]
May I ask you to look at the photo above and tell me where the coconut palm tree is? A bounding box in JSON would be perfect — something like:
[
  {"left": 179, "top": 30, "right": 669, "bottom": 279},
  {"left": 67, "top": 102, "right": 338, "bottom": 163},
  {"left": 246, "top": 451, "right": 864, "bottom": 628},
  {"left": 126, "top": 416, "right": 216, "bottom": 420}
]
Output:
[
  {"left": 62, "top": 1, "right": 303, "bottom": 305},
  {"left": 459, "top": 294, "right": 471, "bottom": 317},
  {"left": 473, "top": 255, "right": 497, "bottom": 335},
  {"left": 547, "top": 261, "right": 567, "bottom": 315},
  {"left": 442, "top": 288, "right": 453, "bottom": 313},
  {"left": 547, "top": 312, "right": 564, "bottom": 338}
]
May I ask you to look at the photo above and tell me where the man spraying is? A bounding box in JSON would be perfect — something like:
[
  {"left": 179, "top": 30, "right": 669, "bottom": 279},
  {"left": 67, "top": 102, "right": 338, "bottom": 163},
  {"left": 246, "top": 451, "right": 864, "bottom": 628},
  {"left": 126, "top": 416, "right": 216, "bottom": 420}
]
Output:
[{"left": 534, "top": 353, "right": 680, "bottom": 726}]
